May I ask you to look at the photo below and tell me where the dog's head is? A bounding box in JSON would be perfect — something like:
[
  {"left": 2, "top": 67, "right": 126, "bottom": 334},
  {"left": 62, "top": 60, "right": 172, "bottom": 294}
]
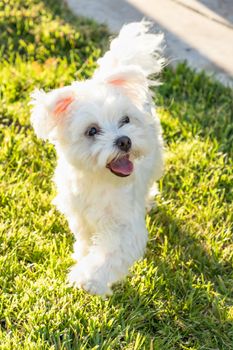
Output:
[{"left": 31, "top": 67, "right": 158, "bottom": 180}]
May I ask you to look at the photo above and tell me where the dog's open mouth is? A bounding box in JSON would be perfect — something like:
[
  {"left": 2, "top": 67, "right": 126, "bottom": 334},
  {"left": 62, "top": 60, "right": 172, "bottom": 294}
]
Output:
[{"left": 107, "top": 154, "right": 133, "bottom": 177}]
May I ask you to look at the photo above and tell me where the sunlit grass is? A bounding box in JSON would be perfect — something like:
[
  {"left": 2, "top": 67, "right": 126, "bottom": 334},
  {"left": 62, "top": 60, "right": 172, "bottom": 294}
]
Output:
[{"left": 0, "top": 0, "right": 232, "bottom": 349}]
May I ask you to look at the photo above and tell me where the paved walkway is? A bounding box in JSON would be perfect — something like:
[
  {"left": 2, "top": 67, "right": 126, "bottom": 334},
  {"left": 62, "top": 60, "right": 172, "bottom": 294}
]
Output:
[{"left": 66, "top": 0, "right": 233, "bottom": 87}]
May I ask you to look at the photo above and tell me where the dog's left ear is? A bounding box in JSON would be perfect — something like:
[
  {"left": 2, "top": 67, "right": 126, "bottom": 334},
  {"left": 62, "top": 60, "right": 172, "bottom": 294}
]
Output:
[
  {"left": 105, "top": 67, "right": 149, "bottom": 106},
  {"left": 30, "top": 86, "right": 76, "bottom": 141}
]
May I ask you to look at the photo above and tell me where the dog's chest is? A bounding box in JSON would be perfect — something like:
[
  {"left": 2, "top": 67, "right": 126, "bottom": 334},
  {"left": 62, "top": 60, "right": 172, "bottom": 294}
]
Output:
[{"left": 71, "top": 181, "right": 133, "bottom": 227}]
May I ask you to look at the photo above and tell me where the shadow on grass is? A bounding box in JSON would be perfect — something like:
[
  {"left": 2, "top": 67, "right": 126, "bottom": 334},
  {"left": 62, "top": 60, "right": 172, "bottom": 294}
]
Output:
[
  {"left": 157, "top": 65, "right": 233, "bottom": 156},
  {"left": 107, "top": 206, "right": 232, "bottom": 348}
]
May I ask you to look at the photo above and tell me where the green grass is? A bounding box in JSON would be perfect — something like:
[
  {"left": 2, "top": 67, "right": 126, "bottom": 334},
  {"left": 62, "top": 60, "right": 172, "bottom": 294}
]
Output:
[{"left": 0, "top": 0, "right": 232, "bottom": 349}]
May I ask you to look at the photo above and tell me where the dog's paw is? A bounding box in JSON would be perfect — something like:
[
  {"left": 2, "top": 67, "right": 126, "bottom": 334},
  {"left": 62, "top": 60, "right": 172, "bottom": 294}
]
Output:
[
  {"left": 68, "top": 264, "right": 112, "bottom": 296},
  {"left": 146, "top": 198, "right": 156, "bottom": 213},
  {"left": 79, "top": 278, "right": 112, "bottom": 296}
]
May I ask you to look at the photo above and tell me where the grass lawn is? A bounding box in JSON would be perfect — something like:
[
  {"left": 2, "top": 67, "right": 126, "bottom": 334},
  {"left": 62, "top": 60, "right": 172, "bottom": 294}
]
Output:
[{"left": 0, "top": 0, "right": 233, "bottom": 349}]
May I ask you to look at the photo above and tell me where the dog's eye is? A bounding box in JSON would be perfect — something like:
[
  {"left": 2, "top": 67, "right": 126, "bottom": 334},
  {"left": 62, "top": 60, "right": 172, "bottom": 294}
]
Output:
[
  {"left": 85, "top": 125, "right": 100, "bottom": 137},
  {"left": 119, "top": 116, "right": 130, "bottom": 127}
]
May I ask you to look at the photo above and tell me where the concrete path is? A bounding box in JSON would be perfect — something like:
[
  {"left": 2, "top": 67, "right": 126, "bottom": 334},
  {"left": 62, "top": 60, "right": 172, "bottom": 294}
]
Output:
[{"left": 66, "top": 0, "right": 233, "bottom": 87}]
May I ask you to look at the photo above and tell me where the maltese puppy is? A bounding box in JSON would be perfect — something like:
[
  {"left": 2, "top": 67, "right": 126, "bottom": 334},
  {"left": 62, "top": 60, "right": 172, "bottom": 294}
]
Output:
[{"left": 31, "top": 21, "right": 165, "bottom": 296}]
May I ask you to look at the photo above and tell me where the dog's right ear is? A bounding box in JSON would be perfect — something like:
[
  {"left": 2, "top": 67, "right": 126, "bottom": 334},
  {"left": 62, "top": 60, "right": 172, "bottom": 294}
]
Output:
[{"left": 30, "top": 87, "right": 76, "bottom": 141}]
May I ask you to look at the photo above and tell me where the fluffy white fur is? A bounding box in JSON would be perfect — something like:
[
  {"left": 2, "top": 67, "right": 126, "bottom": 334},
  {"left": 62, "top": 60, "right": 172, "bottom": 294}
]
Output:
[{"left": 31, "top": 21, "right": 165, "bottom": 296}]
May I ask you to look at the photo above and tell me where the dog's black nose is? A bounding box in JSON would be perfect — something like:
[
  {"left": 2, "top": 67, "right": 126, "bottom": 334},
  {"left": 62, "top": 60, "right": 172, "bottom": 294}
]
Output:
[{"left": 115, "top": 136, "right": 132, "bottom": 152}]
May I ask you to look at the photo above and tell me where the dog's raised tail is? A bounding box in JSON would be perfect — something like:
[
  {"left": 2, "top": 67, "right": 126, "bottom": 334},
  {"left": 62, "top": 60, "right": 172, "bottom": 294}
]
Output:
[{"left": 95, "top": 21, "right": 165, "bottom": 80}]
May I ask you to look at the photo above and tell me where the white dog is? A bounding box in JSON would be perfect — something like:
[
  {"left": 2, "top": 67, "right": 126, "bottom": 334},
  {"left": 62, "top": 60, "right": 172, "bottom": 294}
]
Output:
[{"left": 31, "top": 21, "right": 165, "bottom": 296}]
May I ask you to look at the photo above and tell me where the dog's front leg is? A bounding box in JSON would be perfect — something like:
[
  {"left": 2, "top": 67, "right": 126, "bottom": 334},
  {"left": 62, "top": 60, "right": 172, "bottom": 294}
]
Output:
[{"left": 68, "top": 224, "right": 147, "bottom": 296}]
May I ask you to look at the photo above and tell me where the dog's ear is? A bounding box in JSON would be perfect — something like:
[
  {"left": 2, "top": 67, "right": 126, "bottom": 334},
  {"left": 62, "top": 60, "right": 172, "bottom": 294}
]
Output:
[
  {"left": 30, "top": 87, "right": 76, "bottom": 141},
  {"left": 105, "top": 67, "right": 149, "bottom": 107}
]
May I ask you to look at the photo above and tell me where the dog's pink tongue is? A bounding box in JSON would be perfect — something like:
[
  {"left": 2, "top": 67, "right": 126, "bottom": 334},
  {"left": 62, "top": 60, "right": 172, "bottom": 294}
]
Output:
[{"left": 110, "top": 155, "right": 133, "bottom": 176}]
